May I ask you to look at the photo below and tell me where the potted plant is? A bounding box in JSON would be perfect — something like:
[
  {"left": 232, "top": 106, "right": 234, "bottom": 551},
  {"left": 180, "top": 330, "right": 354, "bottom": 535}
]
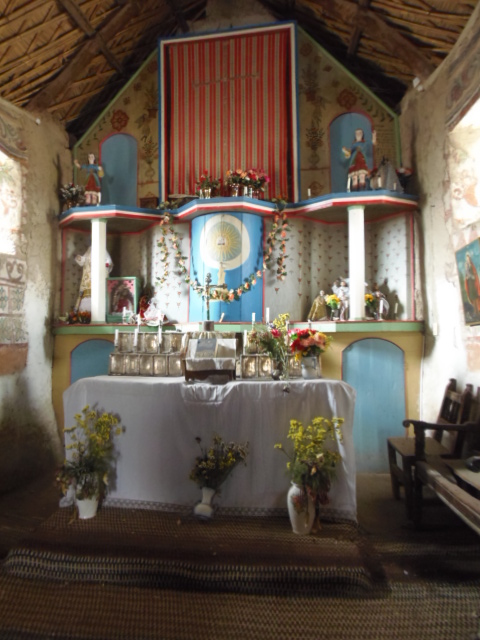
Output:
[
  {"left": 254, "top": 313, "right": 291, "bottom": 382},
  {"left": 288, "top": 328, "right": 332, "bottom": 379},
  {"left": 59, "top": 183, "right": 85, "bottom": 210},
  {"left": 275, "top": 416, "right": 344, "bottom": 534},
  {"left": 56, "top": 406, "right": 123, "bottom": 519},
  {"left": 190, "top": 434, "right": 249, "bottom": 519},
  {"left": 195, "top": 171, "right": 221, "bottom": 198}
]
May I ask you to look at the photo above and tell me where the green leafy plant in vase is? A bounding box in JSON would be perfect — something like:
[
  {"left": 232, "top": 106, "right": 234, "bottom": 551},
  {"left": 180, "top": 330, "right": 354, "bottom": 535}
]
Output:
[
  {"left": 275, "top": 416, "right": 344, "bottom": 534},
  {"left": 190, "top": 434, "right": 249, "bottom": 519},
  {"left": 56, "top": 406, "right": 123, "bottom": 518}
]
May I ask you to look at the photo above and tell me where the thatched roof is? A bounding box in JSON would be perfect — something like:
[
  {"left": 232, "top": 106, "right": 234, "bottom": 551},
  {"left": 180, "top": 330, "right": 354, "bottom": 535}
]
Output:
[{"left": 1, "top": 0, "right": 477, "bottom": 140}]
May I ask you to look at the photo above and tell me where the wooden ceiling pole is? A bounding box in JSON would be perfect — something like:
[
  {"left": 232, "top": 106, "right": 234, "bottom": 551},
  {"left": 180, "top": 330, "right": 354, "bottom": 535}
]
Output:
[
  {"left": 312, "top": 0, "right": 436, "bottom": 81},
  {"left": 27, "top": 1, "right": 140, "bottom": 112},
  {"left": 165, "top": 0, "right": 190, "bottom": 33},
  {"left": 348, "top": 0, "right": 370, "bottom": 57},
  {"left": 57, "top": 0, "right": 124, "bottom": 73}
]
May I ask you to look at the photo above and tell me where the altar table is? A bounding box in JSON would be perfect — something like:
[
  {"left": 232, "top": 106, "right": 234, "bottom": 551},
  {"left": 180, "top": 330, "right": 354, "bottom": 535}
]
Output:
[{"left": 63, "top": 376, "right": 357, "bottom": 521}]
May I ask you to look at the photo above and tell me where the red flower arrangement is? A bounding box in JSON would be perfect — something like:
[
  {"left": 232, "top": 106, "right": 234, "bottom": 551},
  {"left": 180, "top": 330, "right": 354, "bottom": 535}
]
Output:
[{"left": 289, "top": 328, "right": 331, "bottom": 361}]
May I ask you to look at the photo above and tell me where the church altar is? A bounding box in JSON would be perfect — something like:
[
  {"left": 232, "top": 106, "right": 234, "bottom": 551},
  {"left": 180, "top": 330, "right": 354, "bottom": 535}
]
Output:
[{"left": 63, "top": 376, "right": 357, "bottom": 521}]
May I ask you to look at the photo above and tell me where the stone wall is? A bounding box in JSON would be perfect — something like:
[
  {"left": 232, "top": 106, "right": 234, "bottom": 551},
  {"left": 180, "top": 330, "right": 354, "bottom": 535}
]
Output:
[
  {"left": 0, "top": 103, "right": 71, "bottom": 493},
  {"left": 399, "top": 3, "right": 480, "bottom": 419}
]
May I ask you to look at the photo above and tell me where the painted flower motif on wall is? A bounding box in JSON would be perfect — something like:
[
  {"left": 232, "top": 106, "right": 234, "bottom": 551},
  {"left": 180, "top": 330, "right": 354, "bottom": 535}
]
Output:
[
  {"left": 299, "top": 42, "right": 313, "bottom": 57},
  {"left": 111, "top": 109, "right": 129, "bottom": 131},
  {"left": 147, "top": 59, "right": 158, "bottom": 74},
  {"left": 337, "top": 89, "right": 357, "bottom": 110}
]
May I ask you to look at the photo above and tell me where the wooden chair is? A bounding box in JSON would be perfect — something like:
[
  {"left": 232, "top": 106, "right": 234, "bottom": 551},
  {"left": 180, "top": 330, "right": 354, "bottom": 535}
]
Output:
[{"left": 387, "top": 379, "right": 473, "bottom": 518}]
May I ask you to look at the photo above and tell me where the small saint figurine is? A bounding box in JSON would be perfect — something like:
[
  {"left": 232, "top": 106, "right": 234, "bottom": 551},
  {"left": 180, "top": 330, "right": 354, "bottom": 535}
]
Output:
[
  {"left": 342, "top": 128, "right": 376, "bottom": 192},
  {"left": 74, "top": 153, "right": 104, "bottom": 205},
  {"left": 332, "top": 278, "right": 350, "bottom": 321},
  {"left": 307, "top": 290, "right": 328, "bottom": 321}
]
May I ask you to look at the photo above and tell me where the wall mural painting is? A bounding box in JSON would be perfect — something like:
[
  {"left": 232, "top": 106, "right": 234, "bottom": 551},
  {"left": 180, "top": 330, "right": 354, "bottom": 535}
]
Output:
[
  {"left": 0, "top": 147, "right": 27, "bottom": 372},
  {"left": 456, "top": 238, "right": 480, "bottom": 326},
  {"left": 446, "top": 131, "right": 480, "bottom": 228}
]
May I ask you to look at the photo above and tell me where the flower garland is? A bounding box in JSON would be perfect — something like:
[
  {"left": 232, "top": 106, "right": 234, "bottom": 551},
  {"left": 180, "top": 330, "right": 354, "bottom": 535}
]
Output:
[
  {"left": 156, "top": 199, "right": 291, "bottom": 302},
  {"left": 264, "top": 197, "right": 289, "bottom": 280}
]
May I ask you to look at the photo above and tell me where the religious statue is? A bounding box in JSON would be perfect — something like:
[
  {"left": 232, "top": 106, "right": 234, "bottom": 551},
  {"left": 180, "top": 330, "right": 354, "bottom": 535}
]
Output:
[
  {"left": 307, "top": 290, "right": 328, "bottom": 321},
  {"left": 74, "top": 153, "right": 104, "bottom": 205},
  {"left": 332, "top": 278, "right": 349, "bottom": 321},
  {"left": 74, "top": 246, "right": 113, "bottom": 312},
  {"left": 342, "top": 128, "right": 376, "bottom": 192}
]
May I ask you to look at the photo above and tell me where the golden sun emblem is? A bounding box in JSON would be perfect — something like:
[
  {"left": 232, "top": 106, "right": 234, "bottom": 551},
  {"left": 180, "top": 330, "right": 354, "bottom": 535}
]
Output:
[{"left": 206, "top": 221, "right": 242, "bottom": 263}]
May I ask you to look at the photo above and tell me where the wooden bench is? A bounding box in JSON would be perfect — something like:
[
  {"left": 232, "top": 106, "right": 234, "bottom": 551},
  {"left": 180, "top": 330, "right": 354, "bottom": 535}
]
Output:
[
  {"left": 387, "top": 379, "right": 473, "bottom": 518},
  {"left": 407, "top": 415, "right": 480, "bottom": 535}
]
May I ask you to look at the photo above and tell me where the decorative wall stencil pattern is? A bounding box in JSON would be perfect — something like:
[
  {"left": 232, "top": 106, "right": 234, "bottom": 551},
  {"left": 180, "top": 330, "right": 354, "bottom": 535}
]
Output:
[
  {"left": 0, "top": 108, "right": 27, "bottom": 160},
  {"left": 0, "top": 255, "right": 26, "bottom": 343},
  {"left": 75, "top": 51, "right": 159, "bottom": 205},
  {"left": 365, "top": 215, "right": 411, "bottom": 318},
  {"left": 0, "top": 149, "right": 28, "bottom": 349},
  {"left": 297, "top": 30, "right": 399, "bottom": 198}
]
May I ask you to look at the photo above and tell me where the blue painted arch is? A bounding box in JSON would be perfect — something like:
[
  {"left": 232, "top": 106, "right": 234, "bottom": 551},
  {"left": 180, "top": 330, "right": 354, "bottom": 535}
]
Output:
[
  {"left": 71, "top": 339, "right": 114, "bottom": 384},
  {"left": 343, "top": 337, "right": 406, "bottom": 472}
]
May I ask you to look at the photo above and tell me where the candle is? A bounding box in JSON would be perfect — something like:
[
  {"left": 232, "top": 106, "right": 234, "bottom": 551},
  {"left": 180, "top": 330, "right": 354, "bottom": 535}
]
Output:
[
  {"left": 114, "top": 330, "right": 119, "bottom": 347},
  {"left": 219, "top": 313, "right": 225, "bottom": 323},
  {"left": 307, "top": 188, "right": 311, "bottom": 198},
  {"left": 133, "top": 328, "right": 138, "bottom": 347},
  {"left": 158, "top": 324, "right": 162, "bottom": 346},
  {"left": 244, "top": 329, "right": 248, "bottom": 354},
  {"left": 137, "top": 315, "right": 141, "bottom": 328},
  {"left": 252, "top": 312, "right": 255, "bottom": 324},
  {"left": 266, "top": 307, "right": 270, "bottom": 324},
  {"left": 308, "top": 320, "right": 312, "bottom": 330},
  {"left": 122, "top": 307, "right": 126, "bottom": 322}
]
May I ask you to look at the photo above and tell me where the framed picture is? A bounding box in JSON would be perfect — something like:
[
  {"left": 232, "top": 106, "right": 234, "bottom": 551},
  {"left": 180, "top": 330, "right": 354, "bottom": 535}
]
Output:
[
  {"left": 106, "top": 277, "right": 140, "bottom": 323},
  {"left": 455, "top": 238, "right": 480, "bottom": 325}
]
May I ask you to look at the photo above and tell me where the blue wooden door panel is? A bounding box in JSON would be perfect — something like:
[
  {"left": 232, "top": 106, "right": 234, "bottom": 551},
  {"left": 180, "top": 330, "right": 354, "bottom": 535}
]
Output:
[
  {"left": 71, "top": 339, "right": 114, "bottom": 384},
  {"left": 100, "top": 134, "right": 138, "bottom": 206},
  {"left": 343, "top": 338, "right": 405, "bottom": 472}
]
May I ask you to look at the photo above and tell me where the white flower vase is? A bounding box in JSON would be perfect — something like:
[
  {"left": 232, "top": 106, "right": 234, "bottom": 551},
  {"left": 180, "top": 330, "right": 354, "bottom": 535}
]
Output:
[
  {"left": 76, "top": 496, "right": 99, "bottom": 519},
  {"left": 287, "top": 483, "right": 315, "bottom": 535},
  {"left": 193, "top": 487, "right": 216, "bottom": 520},
  {"left": 301, "top": 356, "right": 321, "bottom": 380}
]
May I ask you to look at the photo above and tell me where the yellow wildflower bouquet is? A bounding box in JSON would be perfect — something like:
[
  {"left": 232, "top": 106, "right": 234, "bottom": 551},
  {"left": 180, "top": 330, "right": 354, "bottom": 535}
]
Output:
[
  {"left": 56, "top": 406, "right": 123, "bottom": 500},
  {"left": 190, "top": 434, "right": 249, "bottom": 491},
  {"left": 275, "top": 416, "right": 343, "bottom": 510}
]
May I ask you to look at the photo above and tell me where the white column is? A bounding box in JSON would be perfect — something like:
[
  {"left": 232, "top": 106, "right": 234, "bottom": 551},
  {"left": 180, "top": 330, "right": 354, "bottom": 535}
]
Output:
[
  {"left": 347, "top": 205, "right": 365, "bottom": 321},
  {"left": 91, "top": 218, "right": 107, "bottom": 323}
]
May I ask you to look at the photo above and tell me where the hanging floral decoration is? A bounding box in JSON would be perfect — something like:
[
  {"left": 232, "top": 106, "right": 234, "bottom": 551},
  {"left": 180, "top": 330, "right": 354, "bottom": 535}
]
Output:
[
  {"left": 263, "top": 196, "right": 289, "bottom": 280},
  {"left": 155, "top": 197, "right": 291, "bottom": 302}
]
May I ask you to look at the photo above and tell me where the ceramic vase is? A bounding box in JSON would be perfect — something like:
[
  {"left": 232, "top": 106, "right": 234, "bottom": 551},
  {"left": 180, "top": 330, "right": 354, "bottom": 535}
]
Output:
[
  {"left": 76, "top": 496, "right": 99, "bottom": 519},
  {"left": 301, "top": 356, "right": 321, "bottom": 380},
  {"left": 287, "top": 483, "right": 315, "bottom": 535},
  {"left": 193, "top": 486, "right": 216, "bottom": 520}
]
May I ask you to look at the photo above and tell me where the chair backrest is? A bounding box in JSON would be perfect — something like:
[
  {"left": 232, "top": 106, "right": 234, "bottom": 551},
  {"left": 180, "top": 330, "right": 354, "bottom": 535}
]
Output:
[{"left": 434, "top": 378, "right": 474, "bottom": 457}]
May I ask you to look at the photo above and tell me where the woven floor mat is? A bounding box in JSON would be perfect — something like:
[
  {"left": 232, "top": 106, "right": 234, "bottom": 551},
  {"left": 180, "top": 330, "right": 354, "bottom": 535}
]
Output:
[
  {"left": 0, "top": 575, "right": 478, "bottom": 640},
  {"left": 3, "top": 507, "right": 381, "bottom": 597}
]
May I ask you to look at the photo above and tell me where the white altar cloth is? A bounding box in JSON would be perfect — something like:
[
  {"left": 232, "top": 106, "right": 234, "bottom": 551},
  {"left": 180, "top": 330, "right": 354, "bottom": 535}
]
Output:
[{"left": 63, "top": 376, "right": 357, "bottom": 521}]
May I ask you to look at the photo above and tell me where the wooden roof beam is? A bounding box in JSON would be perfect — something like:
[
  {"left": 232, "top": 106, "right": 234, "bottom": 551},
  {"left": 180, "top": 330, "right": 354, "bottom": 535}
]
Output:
[
  {"left": 165, "top": 0, "right": 190, "bottom": 33},
  {"left": 27, "top": 1, "right": 140, "bottom": 112},
  {"left": 310, "top": 0, "right": 436, "bottom": 81},
  {"left": 57, "top": 0, "right": 124, "bottom": 74},
  {"left": 347, "top": 0, "right": 370, "bottom": 57}
]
